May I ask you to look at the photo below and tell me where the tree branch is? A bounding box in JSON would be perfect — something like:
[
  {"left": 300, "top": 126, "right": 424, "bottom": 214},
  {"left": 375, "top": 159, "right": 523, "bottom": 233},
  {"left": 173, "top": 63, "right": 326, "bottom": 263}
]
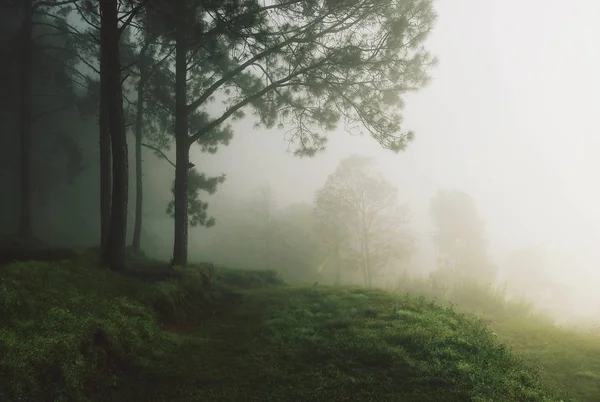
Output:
[
  {"left": 72, "top": 1, "right": 100, "bottom": 31},
  {"left": 185, "top": 11, "right": 335, "bottom": 114},
  {"left": 32, "top": 16, "right": 95, "bottom": 45},
  {"left": 118, "top": 0, "right": 152, "bottom": 36},
  {"left": 146, "top": 47, "right": 175, "bottom": 78},
  {"left": 75, "top": 55, "right": 100, "bottom": 74},
  {"left": 141, "top": 142, "right": 175, "bottom": 168},
  {"left": 188, "top": 60, "right": 325, "bottom": 144},
  {"left": 34, "top": 0, "right": 80, "bottom": 10},
  {"left": 258, "top": 0, "right": 304, "bottom": 12},
  {"left": 32, "top": 103, "right": 72, "bottom": 121}
]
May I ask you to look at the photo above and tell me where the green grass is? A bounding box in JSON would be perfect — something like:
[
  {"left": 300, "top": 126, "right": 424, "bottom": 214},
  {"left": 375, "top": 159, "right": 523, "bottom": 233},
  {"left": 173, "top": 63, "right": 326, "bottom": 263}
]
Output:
[
  {"left": 490, "top": 317, "right": 600, "bottom": 402},
  {"left": 0, "top": 255, "right": 570, "bottom": 401},
  {"left": 124, "top": 286, "right": 562, "bottom": 402},
  {"left": 0, "top": 257, "right": 173, "bottom": 401},
  {"left": 395, "top": 274, "right": 600, "bottom": 402}
]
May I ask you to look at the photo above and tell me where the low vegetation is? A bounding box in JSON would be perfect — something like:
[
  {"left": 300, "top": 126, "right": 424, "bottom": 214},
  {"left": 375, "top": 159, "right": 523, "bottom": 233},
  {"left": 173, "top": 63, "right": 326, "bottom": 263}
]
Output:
[
  {"left": 2, "top": 251, "right": 586, "bottom": 401},
  {"left": 394, "top": 273, "right": 600, "bottom": 401}
]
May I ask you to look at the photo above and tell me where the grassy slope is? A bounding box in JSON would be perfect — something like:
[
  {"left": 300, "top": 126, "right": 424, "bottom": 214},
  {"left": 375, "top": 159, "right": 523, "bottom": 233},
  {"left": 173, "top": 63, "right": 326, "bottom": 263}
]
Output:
[
  {"left": 490, "top": 318, "right": 600, "bottom": 402},
  {"left": 397, "top": 276, "right": 600, "bottom": 402},
  {"left": 0, "top": 257, "right": 570, "bottom": 402},
  {"left": 123, "top": 286, "right": 564, "bottom": 402}
]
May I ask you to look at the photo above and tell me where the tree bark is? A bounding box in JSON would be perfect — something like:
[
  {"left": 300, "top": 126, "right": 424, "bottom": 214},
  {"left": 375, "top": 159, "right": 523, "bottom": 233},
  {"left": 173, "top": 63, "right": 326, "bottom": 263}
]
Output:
[
  {"left": 18, "top": 0, "right": 33, "bottom": 239},
  {"left": 131, "top": 64, "right": 146, "bottom": 253},
  {"left": 99, "top": 64, "right": 111, "bottom": 250},
  {"left": 100, "top": 0, "right": 128, "bottom": 270},
  {"left": 172, "top": 0, "right": 189, "bottom": 266}
]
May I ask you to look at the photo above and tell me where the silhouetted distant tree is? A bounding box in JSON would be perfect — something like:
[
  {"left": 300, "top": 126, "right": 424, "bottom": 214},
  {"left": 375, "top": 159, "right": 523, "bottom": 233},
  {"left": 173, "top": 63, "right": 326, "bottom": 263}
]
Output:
[
  {"left": 315, "top": 156, "right": 414, "bottom": 287},
  {"left": 430, "top": 189, "right": 495, "bottom": 283}
]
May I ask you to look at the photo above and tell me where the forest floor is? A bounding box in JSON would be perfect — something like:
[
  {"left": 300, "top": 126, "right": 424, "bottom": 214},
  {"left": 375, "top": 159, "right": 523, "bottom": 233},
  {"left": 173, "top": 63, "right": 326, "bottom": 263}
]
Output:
[{"left": 0, "top": 249, "right": 598, "bottom": 401}]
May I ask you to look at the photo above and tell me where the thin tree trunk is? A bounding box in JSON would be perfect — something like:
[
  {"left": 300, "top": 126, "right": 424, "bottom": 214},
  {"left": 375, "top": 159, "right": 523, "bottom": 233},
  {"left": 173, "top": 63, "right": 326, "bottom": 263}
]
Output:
[
  {"left": 99, "top": 73, "right": 111, "bottom": 250},
  {"left": 99, "top": 0, "right": 112, "bottom": 250},
  {"left": 131, "top": 67, "right": 145, "bottom": 252},
  {"left": 365, "top": 237, "right": 371, "bottom": 287},
  {"left": 100, "top": 0, "right": 128, "bottom": 270},
  {"left": 333, "top": 243, "right": 341, "bottom": 286},
  {"left": 360, "top": 210, "right": 372, "bottom": 287},
  {"left": 172, "top": 1, "right": 189, "bottom": 266},
  {"left": 18, "top": 0, "right": 33, "bottom": 239}
]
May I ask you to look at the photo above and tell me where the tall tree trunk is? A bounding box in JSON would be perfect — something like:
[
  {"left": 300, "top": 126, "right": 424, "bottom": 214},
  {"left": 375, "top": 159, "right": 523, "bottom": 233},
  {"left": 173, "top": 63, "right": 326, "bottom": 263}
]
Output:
[
  {"left": 172, "top": 4, "right": 189, "bottom": 266},
  {"left": 99, "top": 71, "right": 111, "bottom": 250},
  {"left": 100, "top": 0, "right": 128, "bottom": 270},
  {"left": 99, "top": 0, "right": 112, "bottom": 251},
  {"left": 18, "top": 0, "right": 33, "bottom": 239},
  {"left": 131, "top": 67, "right": 146, "bottom": 252}
]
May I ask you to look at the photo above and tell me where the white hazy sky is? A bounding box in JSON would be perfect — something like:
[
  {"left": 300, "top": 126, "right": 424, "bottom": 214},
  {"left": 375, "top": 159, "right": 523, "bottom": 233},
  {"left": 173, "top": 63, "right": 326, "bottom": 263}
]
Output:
[{"left": 191, "top": 0, "right": 600, "bottom": 309}]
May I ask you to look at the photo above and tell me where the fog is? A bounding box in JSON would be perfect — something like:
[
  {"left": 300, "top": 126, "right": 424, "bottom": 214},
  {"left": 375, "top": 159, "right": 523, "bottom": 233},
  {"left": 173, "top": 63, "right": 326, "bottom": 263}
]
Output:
[
  {"left": 6, "top": 2, "right": 600, "bottom": 400},
  {"left": 179, "top": 0, "right": 600, "bottom": 323},
  {"left": 3, "top": 0, "right": 599, "bottom": 325}
]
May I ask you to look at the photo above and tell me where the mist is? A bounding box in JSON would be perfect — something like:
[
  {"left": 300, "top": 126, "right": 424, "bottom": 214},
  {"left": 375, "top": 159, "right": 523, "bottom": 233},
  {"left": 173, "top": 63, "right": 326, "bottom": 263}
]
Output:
[
  {"left": 155, "top": 0, "right": 599, "bottom": 325},
  {"left": 3, "top": 0, "right": 599, "bottom": 323},
  {"left": 6, "top": 0, "right": 600, "bottom": 400}
]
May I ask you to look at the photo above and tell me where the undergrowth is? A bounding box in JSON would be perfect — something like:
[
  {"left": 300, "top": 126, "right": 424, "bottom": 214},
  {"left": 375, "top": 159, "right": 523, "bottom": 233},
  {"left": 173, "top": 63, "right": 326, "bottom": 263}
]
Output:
[
  {"left": 0, "top": 260, "right": 161, "bottom": 400},
  {"left": 393, "top": 272, "right": 600, "bottom": 401},
  {"left": 0, "top": 256, "right": 259, "bottom": 401}
]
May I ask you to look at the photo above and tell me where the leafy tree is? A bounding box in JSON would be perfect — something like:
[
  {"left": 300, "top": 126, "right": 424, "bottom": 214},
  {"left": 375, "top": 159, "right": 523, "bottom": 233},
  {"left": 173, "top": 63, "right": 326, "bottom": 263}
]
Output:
[
  {"left": 314, "top": 174, "right": 351, "bottom": 285},
  {"left": 141, "top": 0, "right": 437, "bottom": 266},
  {"left": 67, "top": 0, "right": 164, "bottom": 265},
  {"left": 70, "top": 2, "right": 163, "bottom": 252},
  {"left": 103, "top": 0, "right": 235, "bottom": 264},
  {"left": 66, "top": 0, "right": 227, "bottom": 256},
  {"left": 430, "top": 189, "right": 495, "bottom": 283},
  {"left": 166, "top": 170, "right": 225, "bottom": 228},
  {"left": 315, "top": 155, "right": 414, "bottom": 287}
]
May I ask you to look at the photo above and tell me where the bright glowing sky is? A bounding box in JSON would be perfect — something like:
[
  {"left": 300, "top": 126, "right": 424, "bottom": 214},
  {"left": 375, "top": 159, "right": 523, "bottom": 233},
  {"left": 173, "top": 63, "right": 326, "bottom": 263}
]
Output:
[{"left": 192, "top": 0, "right": 600, "bottom": 310}]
